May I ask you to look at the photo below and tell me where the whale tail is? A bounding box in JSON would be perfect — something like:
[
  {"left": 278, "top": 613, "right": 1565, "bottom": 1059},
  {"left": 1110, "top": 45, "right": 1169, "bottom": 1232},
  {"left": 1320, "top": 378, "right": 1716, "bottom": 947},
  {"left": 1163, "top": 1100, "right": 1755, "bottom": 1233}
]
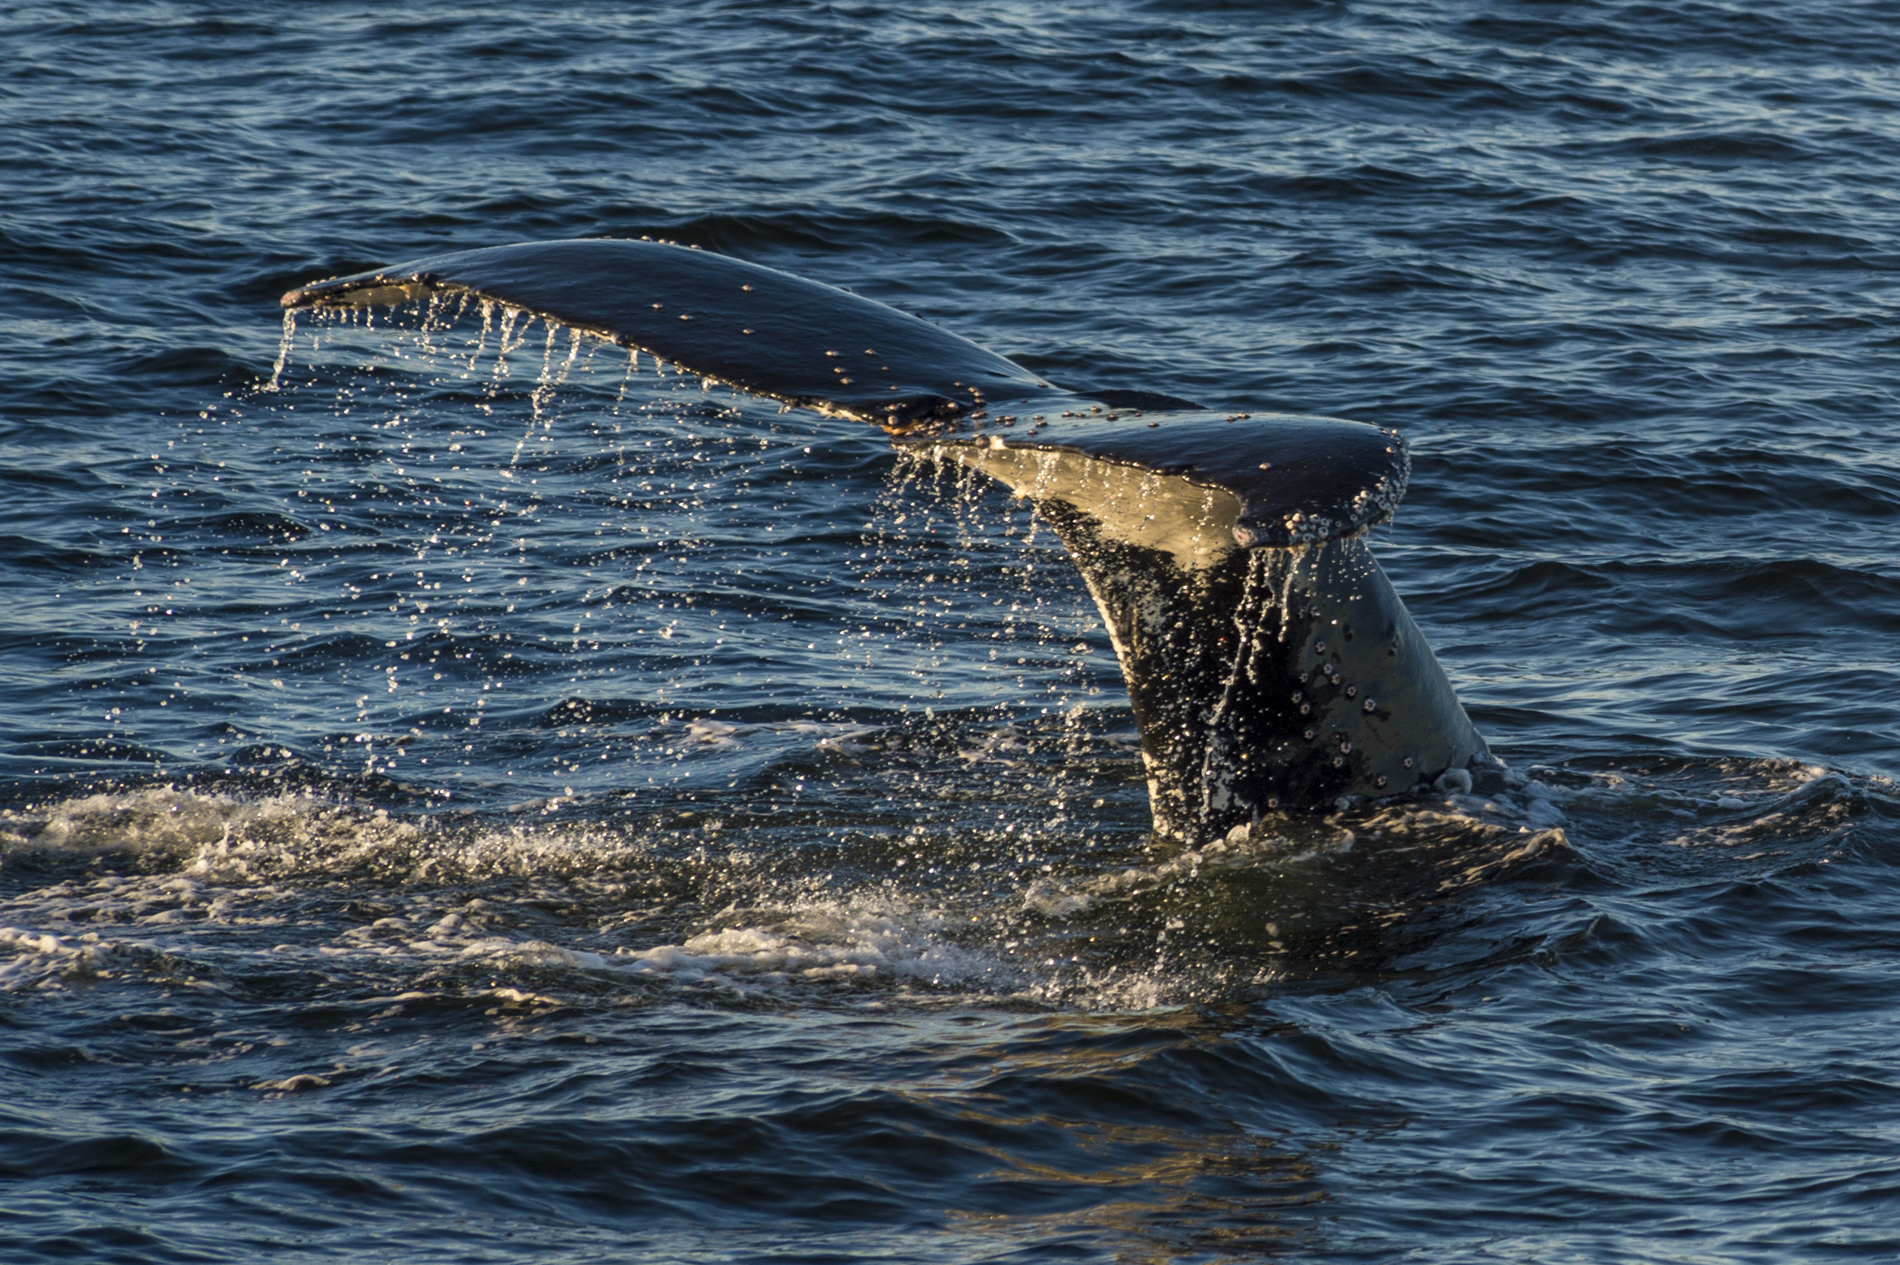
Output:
[
  {"left": 914, "top": 428, "right": 1487, "bottom": 837},
  {"left": 284, "top": 238, "right": 1487, "bottom": 838}
]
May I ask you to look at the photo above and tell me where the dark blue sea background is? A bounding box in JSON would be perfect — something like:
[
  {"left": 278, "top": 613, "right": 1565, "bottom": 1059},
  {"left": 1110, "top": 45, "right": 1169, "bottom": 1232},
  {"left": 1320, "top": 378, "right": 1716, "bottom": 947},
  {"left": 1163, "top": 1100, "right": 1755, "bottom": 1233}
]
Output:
[{"left": 6, "top": 1, "right": 1900, "bottom": 1260}]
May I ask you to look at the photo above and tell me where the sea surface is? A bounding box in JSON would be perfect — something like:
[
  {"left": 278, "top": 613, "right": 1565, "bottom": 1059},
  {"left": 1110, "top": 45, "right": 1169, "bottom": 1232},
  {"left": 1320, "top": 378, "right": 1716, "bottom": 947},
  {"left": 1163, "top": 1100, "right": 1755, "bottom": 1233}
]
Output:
[{"left": 5, "top": 2, "right": 1900, "bottom": 1260}]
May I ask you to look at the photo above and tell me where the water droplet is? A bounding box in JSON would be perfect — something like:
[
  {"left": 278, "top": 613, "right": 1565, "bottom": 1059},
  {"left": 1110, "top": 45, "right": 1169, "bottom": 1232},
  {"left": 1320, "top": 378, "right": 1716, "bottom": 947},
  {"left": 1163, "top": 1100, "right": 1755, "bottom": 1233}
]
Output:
[
  {"left": 1362, "top": 697, "right": 1376, "bottom": 713},
  {"left": 1402, "top": 757, "right": 1414, "bottom": 769},
  {"left": 1345, "top": 686, "right": 1356, "bottom": 698}
]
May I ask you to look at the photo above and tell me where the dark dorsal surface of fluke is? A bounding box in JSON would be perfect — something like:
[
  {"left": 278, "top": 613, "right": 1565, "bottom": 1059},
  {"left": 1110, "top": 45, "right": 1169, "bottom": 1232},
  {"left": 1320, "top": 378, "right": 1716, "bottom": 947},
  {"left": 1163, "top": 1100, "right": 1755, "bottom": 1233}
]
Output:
[
  {"left": 284, "top": 238, "right": 1489, "bottom": 840},
  {"left": 283, "top": 238, "right": 1049, "bottom": 429}
]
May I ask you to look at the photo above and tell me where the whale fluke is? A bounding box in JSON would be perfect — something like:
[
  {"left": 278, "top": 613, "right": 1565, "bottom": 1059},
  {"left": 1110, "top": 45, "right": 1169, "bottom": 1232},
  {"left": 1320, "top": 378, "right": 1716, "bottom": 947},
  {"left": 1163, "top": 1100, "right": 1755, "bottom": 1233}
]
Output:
[
  {"left": 283, "top": 238, "right": 1055, "bottom": 429},
  {"left": 909, "top": 422, "right": 1485, "bottom": 838},
  {"left": 283, "top": 238, "right": 1489, "bottom": 838}
]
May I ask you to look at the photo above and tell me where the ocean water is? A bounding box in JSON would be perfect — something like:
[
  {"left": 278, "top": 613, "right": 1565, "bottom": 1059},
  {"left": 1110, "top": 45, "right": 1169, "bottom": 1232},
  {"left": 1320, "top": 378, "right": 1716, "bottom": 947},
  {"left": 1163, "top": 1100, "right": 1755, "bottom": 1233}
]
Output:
[{"left": 5, "top": 1, "right": 1900, "bottom": 1260}]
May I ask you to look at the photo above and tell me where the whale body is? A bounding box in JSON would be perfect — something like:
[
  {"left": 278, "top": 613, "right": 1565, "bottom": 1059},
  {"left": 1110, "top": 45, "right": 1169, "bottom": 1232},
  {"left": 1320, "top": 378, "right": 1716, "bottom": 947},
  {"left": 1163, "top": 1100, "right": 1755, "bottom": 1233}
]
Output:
[{"left": 283, "top": 238, "right": 1488, "bottom": 839}]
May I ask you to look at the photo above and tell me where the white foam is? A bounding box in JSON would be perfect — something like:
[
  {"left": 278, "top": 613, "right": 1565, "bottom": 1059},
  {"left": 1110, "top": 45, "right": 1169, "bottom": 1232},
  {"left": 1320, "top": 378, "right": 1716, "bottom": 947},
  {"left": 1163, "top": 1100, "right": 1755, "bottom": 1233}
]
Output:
[
  {"left": 609, "top": 901, "right": 1008, "bottom": 989},
  {"left": 680, "top": 717, "right": 882, "bottom": 753},
  {"left": 0, "top": 927, "right": 120, "bottom": 991},
  {"left": 1020, "top": 821, "right": 1364, "bottom": 920},
  {"left": 0, "top": 786, "right": 1042, "bottom": 1001},
  {"left": 1434, "top": 768, "right": 1473, "bottom": 795}
]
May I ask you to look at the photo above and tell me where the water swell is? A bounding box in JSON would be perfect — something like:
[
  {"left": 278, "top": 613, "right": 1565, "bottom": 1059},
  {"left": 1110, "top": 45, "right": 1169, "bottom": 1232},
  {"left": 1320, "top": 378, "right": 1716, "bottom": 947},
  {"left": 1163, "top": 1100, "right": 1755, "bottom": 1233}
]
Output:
[{"left": 8, "top": 0, "right": 1900, "bottom": 1258}]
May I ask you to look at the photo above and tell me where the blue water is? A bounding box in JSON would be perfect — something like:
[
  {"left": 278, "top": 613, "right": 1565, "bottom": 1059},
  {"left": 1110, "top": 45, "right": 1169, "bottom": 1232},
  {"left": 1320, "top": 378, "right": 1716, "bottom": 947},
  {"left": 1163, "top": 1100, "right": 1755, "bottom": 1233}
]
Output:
[{"left": 6, "top": 2, "right": 1900, "bottom": 1260}]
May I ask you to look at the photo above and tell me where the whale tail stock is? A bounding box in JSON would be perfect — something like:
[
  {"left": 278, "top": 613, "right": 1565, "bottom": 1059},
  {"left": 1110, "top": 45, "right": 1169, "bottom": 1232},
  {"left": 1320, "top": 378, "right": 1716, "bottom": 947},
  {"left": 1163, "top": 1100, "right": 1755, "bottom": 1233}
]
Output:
[{"left": 283, "top": 238, "right": 1488, "bottom": 838}]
